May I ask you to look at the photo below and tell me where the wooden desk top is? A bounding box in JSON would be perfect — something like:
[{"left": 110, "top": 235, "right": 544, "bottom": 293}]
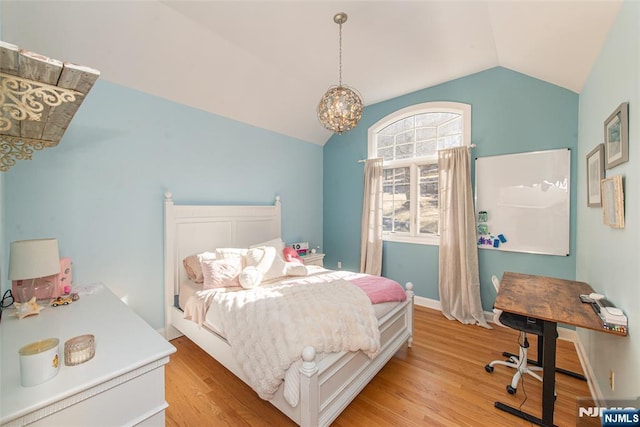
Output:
[{"left": 494, "top": 271, "right": 626, "bottom": 336}]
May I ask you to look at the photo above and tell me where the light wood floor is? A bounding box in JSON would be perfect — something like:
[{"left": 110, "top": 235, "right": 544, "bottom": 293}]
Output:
[{"left": 165, "top": 306, "right": 593, "bottom": 426}]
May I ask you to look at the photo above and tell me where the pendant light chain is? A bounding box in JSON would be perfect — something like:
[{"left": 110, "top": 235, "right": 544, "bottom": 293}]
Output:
[{"left": 338, "top": 20, "right": 343, "bottom": 87}]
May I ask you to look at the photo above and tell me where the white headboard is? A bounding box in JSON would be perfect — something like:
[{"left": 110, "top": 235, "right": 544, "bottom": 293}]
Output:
[{"left": 163, "top": 192, "right": 281, "bottom": 334}]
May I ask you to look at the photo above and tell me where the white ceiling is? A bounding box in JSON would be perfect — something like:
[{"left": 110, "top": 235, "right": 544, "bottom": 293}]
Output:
[{"left": 2, "top": 1, "right": 623, "bottom": 145}]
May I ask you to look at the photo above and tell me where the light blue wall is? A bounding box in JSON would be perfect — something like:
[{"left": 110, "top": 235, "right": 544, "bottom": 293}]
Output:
[
  {"left": 576, "top": 0, "right": 639, "bottom": 400},
  {"left": 323, "top": 67, "right": 579, "bottom": 310},
  {"left": 3, "top": 80, "right": 324, "bottom": 329}
]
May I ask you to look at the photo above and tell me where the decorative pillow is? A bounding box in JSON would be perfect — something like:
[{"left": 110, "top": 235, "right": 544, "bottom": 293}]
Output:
[
  {"left": 245, "top": 246, "right": 288, "bottom": 282},
  {"left": 238, "top": 266, "right": 263, "bottom": 289},
  {"left": 285, "top": 263, "right": 308, "bottom": 277},
  {"left": 183, "top": 251, "right": 216, "bottom": 283},
  {"left": 245, "top": 246, "right": 272, "bottom": 268},
  {"left": 215, "top": 248, "right": 248, "bottom": 268},
  {"left": 202, "top": 259, "right": 241, "bottom": 289},
  {"left": 283, "top": 247, "right": 303, "bottom": 264}
]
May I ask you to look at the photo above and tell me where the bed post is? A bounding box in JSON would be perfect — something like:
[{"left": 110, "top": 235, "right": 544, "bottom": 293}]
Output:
[
  {"left": 274, "top": 195, "right": 282, "bottom": 239},
  {"left": 164, "top": 191, "right": 181, "bottom": 340},
  {"left": 299, "top": 346, "right": 319, "bottom": 427},
  {"left": 405, "top": 282, "right": 414, "bottom": 348}
]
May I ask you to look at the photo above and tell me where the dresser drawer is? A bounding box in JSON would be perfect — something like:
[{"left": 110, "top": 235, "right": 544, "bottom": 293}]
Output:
[{"left": 302, "top": 253, "right": 325, "bottom": 267}]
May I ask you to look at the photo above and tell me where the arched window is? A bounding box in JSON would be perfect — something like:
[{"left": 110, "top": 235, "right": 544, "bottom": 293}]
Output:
[{"left": 368, "top": 102, "right": 471, "bottom": 245}]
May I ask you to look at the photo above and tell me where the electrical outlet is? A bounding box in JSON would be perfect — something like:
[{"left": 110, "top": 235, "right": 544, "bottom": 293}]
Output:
[
  {"left": 337, "top": 261, "right": 342, "bottom": 269},
  {"left": 609, "top": 369, "right": 615, "bottom": 390}
]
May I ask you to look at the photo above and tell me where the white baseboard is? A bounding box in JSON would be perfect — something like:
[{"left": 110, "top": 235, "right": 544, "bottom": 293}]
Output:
[
  {"left": 573, "top": 332, "right": 604, "bottom": 405},
  {"left": 413, "top": 296, "right": 601, "bottom": 403},
  {"left": 414, "top": 295, "right": 441, "bottom": 311}
]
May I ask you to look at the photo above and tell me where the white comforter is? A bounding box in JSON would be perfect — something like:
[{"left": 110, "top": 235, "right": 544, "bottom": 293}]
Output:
[{"left": 212, "top": 279, "right": 380, "bottom": 403}]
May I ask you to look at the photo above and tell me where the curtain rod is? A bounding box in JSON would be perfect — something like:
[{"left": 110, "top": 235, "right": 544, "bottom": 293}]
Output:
[{"left": 357, "top": 144, "right": 476, "bottom": 163}]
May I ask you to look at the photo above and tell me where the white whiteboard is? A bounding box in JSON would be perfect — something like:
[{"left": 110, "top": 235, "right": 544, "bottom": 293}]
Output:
[{"left": 474, "top": 149, "right": 570, "bottom": 256}]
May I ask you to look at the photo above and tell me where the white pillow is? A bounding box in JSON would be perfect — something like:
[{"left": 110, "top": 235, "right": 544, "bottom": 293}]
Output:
[
  {"left": 215, "top": 248, "right": 248, "bottom": 267},
  {"left": 245, "top": 246, "right": 288, "bottom": 281},
  {"left": 183, "top": 251, "right": 216, "bottom": 283},
  {"left": 239, "top": 266, "right": 263, "bottom": 289},
  {"left": 201, "top": 259, "right": 241, "bottom": 289},
  {"left": 245, "top": 246, "right": 274, "bottom": 268},
  {"left": 286, "top": 263, "right": 308, "bottom": 277}
]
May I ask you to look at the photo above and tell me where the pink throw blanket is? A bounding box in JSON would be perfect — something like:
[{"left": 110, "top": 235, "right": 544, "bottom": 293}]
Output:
[
  {"left": 275, "top": 269, "right": 407, "bottom": 305},
  {"left": 349, "top": 275, "right": 407, "bottom": 304}
]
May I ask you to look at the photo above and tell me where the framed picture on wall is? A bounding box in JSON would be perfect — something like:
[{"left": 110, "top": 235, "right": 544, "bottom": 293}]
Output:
[
  {"left": 601, "top": 175, "right": 624, "bottom": 228},
  {"left": 586, "top": 144, "right": 605, "bottom": 207},
  {"left": 604, "top": 102, "right": 629, "bottom": 169}
]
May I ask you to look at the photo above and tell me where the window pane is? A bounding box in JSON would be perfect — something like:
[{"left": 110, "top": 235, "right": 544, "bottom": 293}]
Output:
[
  {"left": 396, "top": 130, "right": 415, "bottom": 144},
  {"left": 416, "top": 112, "right": 458, "bottom": 127},
  {"left": 378, "top": 147, "right": 394, "bottom": 161},
  {"left": 395, "top": 142, "right": 414, "bottom": 160},
  {"left": 382, "top": 167, "right": 410, "bottom": 233},
  {"left": 416, "top": 139, "right": 437, "bottom": 157},
  {"left": 380, "top": 117, "right": 414, "bottom": 135},
  {"left": 416, "top": 127, "right": 437, "bottom": 141},
  {"left": 439, "top": 116, "right": 462, "bottom": 137},
  {"left": 376, "top": 134, "right": 394, "bottom": 149},
  {"left": 418, "top": 163, "right": 439, "bottom": 234}
]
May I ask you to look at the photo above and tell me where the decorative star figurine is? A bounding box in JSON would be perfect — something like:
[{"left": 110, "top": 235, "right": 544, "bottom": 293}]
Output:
[{"left": 14, "top": 297, "right": 45, "bottom": 319}]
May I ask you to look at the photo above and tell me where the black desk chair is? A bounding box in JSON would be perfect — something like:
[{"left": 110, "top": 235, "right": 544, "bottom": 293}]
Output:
[{"left": 484, "top": 275, "right": 544, "bottom": 394}]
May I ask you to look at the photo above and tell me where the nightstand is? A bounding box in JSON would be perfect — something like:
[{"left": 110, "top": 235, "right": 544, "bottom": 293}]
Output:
[
  {"left": 1, "top": 284, "right": 176, "bottom": 426},
  {"left": 302, "top": 252, "right": 325, "bottom": 267}
]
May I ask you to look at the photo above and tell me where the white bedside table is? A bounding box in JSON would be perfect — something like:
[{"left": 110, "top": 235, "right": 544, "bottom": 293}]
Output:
[
  {"left": 0, "top": 284, "right": 176, "bottom": 426},
  {"left": 301, "top": 252, "right": 325, "bottom": 267}
]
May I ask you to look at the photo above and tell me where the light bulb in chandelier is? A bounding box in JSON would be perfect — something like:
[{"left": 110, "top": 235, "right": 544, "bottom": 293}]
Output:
[{"left": 317, "top": 12, "right": 364, "bottom": 134}]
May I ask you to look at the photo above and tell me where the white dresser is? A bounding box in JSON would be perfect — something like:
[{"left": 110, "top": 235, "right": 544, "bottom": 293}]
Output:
[
  {"left": 0, "top": 284, "right": 176, "bottom": 426},
  {"left": 301, "top": 252, "right": 325, "bottom": 267}
]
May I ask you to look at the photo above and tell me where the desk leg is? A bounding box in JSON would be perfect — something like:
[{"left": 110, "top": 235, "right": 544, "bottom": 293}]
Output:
[
  {"left": 494, "top": 322, "right": 559, "bottom": 427},
  {"left": 541, "top": 321, "right": 557, "bottom": 427},
  {"left": 538, "top": 334, "right": 543, "bottom": 365},
  {"left": 502, "top": 335, "right": 586, "bottom": 381}
]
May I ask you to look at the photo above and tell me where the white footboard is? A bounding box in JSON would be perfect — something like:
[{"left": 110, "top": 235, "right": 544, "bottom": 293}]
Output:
[
  {"left": 293, "top": 282, "right": 414, "bottom": 426},
  {"left": 168, "top": 283, "right": 414, "bottom": 426}
]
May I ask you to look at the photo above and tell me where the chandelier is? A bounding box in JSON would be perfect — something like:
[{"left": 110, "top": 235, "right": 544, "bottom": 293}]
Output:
[{"left": 317, "top": 12, "right": 363, "bottom": 134}]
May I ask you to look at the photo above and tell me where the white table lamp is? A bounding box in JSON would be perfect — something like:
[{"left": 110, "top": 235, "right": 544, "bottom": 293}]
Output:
[{"left": 9, "top": 239, "right": 60, "bottom": 303}]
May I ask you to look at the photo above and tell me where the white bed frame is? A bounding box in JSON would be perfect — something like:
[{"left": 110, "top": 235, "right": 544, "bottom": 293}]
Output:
[{"left": 163, "top": 192, "right": 414, "bottom": 426}]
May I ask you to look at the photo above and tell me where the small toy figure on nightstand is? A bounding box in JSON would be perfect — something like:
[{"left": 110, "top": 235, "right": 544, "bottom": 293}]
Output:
[{"left": 50, "top": 293, "right": 79, "bottom": 307}]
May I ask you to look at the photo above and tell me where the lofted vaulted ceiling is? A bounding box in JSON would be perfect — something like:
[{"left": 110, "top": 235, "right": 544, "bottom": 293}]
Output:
[{"left": 1, "top": 1, "right": 623, "bottom": 145}]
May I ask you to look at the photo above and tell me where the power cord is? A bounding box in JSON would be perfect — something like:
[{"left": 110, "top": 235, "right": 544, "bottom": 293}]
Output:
[
  {"left": 0, "top": 289, "right": 15, "bottom": 323},
  {"left": 515, "top": 332, "right": 532, "bottom": 426}
]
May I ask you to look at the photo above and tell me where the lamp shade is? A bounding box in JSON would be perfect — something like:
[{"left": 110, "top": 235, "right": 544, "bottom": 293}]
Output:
[{"left": 9, "top": 239, "right": 60, "bottom": 280}]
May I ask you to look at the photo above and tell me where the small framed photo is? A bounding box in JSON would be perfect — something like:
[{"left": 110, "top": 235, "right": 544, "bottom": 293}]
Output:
[
  {"left": 601, "top": 175, "right": 624, "bottom": 228},
  {"left": 604, "top": 102, "right": 629, "bottom": 169},
  {"left": 586, "top": 144, "right": 605, "bottom": 207}
]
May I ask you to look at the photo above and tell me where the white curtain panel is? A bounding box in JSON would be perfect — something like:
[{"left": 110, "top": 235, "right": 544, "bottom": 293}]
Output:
[
  {"left": 360, "top": 158, "right": 383, "bottom": 275},
  {"left": 438, "top": 147, "right": 489, "bottom": 328}
]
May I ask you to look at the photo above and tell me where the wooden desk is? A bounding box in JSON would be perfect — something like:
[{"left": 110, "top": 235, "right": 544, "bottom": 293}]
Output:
[{"left": 494, "top": 272, "right": 626, "bottom": 427}]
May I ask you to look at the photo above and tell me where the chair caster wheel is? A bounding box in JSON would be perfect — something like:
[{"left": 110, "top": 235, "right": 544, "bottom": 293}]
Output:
[
  {"left": 506, "top": 385, "right": 517, "bottom": 394},
  {"left": 485, "top": 365, "right": 494, "bottom": 373}
]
